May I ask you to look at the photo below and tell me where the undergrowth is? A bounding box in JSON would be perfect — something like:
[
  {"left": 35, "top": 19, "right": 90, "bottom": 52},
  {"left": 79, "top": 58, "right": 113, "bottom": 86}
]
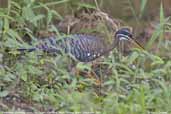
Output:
[{"left": 0, "top": 0, "right": 171, "bottom": 114}]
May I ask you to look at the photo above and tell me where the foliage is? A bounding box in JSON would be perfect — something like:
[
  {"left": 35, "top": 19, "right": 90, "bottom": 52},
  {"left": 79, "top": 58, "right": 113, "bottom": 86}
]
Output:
[{"left": 0, "top": 0, "right": 171, "bottom": 114}]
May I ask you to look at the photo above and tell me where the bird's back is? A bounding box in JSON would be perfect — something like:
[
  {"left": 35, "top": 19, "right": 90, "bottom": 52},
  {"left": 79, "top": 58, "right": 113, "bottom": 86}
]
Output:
[{"left": 36, "top": 34, "right": 107, "bottom": 62}]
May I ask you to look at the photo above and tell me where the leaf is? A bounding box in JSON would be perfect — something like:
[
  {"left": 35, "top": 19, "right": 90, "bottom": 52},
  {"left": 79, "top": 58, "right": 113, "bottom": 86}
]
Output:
[
  {"left": 22, "top": 6, "right": 35, "bottom": 20},
  {"left": 4, "top": 18, "right": 9, "bottom": 35},
  {"left": 47, "top": 11, "right": 53, "bottom": 25},
  {"left": 4, "top": 36, "right": 23, "bottom": 48},
  {"left": 151, "top": 55, "right": 164, "bottom": 66},
  {"left": 11, "top": 1, "right": 21, "bottom": 10},
  {"left": 128, "top": 51, "right": 139, "bottom": 65},
  {"left": 20, "top": 71, "right": 27, "bottom": 82},
  {"left": 22, "top": 6, "right": 42, "bottom": 26},
  {"left": 51, "top": 10, "right": 63, "bottom": 20},
  {"left": 77, "top": 2, "right": 96, "bottom": 9},
  {"left": 30, "top": 14, "right": 45, "bottom": 25},
  {"left": 0, "top": 90, "right": 9, "bottom": 97},
  {"left": 76, "top": 63, "right": 91, "bottom": 71},
  {"left": 160, "top": 2, "right": 165, "bottom": 24},
  {"left": 145, "top": 26, "right": 161, "bottom": 50},
  {"left": 115, "top": 63, "right": 134, "bottom": 75},
  {"left": 0, "top": 12, "right": 14, "bottom": 21},
  {"left": 139, "top": 0, "right": 147, "bottom": 18},
  {"left": 33, "top": 0, "right": 70, "bottom": 9},
  {"left": 7, "top": 29, "right": 23, "bottom": 42},
  {"left": 146, "top": 2, "right": 166, "bottom": 50}
]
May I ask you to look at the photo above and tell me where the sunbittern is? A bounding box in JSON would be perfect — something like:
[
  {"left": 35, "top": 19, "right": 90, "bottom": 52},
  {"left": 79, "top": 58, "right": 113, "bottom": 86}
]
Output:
[{"left": 16, "top": 28, "right": 143, "bottom": 62}]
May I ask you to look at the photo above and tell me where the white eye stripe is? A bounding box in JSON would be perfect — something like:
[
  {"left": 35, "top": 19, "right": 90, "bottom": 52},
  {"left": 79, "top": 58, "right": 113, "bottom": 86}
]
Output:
[
  {"left": 116, "top": 34, "right": 130, "bottom": 40},
  {"left": 119, "top": 37, "right": 129, "bottom": 41}
]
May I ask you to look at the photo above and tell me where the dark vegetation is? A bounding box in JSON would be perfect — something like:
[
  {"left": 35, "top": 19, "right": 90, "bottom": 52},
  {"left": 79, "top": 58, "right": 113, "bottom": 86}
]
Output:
[{"left": 0, "top": 0, "right": 171, "bottom": 113}]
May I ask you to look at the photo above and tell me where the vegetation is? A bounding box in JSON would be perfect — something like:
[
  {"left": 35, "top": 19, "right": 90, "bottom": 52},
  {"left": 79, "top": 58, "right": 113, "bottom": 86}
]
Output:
[{"left": 0, "top": 0, "right": 171, "bottom": 113}]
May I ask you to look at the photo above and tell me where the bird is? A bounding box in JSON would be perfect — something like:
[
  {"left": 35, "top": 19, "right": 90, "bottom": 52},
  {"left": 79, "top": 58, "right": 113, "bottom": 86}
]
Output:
[{"left": 16, "top": 28, "right": 144, "bottom": 62}]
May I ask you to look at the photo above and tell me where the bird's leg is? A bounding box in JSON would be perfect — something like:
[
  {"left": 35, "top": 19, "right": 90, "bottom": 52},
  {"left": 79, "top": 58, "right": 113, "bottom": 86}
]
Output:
[
  {"left": 90, "top": 70, "right": 101, "bottom": 86},
  {"left": 68, "top": 58, "right": 79, "bottom": 77},
  {"left": 118, "top": 40, "right": 125, "bottom": 59},
  {"left": 70, "top": 62, "right": 89, "bottom": 78},
  {"left": 71, "top": 62, "right": 101, "bottom": 85},
  {"left": 75, "top": 67, "right": 81, "bottom": 77},
  {"left": 90, "top": 61, "right": 102, "bottom": 86}
]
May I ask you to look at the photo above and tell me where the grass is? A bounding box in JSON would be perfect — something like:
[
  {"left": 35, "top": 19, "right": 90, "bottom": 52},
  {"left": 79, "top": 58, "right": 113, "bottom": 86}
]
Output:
[{"left": 0, "top": 0, "right": 171, "bottom": 114}]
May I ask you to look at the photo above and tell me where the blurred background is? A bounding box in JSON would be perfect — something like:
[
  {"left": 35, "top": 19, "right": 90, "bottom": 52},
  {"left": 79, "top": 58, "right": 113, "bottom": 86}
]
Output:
[{"left": 0, "top": 0, "right": 171, "bottom": 113}]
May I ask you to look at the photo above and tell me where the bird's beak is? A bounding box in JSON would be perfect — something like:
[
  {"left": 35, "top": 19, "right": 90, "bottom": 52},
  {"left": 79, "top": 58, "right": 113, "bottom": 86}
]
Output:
[{"left": 128, "top": 38, "right": 144, "bottom": 50}]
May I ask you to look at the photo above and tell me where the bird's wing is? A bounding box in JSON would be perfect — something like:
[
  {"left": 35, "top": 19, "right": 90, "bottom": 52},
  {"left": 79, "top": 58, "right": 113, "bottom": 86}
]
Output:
[
  {"left": 32, "top": 34, "right": 107, "bottom": 62},
  {"left": 67, "top": 34, "right": 107, "bottom": 62}
]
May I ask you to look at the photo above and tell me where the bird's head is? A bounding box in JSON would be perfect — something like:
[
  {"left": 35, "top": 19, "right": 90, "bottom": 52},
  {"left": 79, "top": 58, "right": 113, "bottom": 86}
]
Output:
[
  {"left": 115, "top": 28, "right": 144, "bottom": 50},
  {"left": 115, "top": 28, "right": 132, "bottom": 41}
]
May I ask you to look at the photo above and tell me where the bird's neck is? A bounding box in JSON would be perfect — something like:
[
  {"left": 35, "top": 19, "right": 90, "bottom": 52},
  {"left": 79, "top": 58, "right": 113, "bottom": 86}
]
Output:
[
  {"left": 108, "top": 38, "right": 118, "bottom": 52},
  {"left": 101, "top": 38, "right": 118, "bottom": 56}
]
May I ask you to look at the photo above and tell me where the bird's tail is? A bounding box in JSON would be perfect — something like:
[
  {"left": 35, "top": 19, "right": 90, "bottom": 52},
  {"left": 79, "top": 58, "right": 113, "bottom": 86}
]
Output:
[
  {"left": 16, "top": 48, "right": 37, "bottom": 52},
  {"left": 5, "top": 47, "right": 37, "bottom": 54}
]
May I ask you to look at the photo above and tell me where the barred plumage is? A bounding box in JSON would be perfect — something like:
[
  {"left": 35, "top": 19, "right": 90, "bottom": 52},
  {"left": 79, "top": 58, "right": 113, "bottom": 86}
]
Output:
[
  {"left": 17, "top": 28, "right": 143, "bottom": 62},
  {"left": 36, "top": 34, "right": 107, "bottom": 62}
]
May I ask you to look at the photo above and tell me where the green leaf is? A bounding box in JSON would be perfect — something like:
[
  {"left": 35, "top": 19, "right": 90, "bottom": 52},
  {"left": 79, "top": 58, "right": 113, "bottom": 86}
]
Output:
[
  {"left": 145, "top": 26, "right": 161, "bottom": 50},
  {"left": 47, "top": 11, "right": 53, "bottom": 25},
  {"left": 11, "top": 1, "right": 21, "bottom": 10},
  {"left": 76, "top": 63, "right": 91, "bottom": 71},
  {"left": 146, "top": 2, "right": 166, "bottom": 50},
  {"left": 4, "top": 36, "right": 23, "bottom": 48},
  {"left": 115, "top": 63, "right": 134, "bottom": 75},
  {"left": 77, "top": 2, "right": 96, "bottom": 9},
  {"left": 7, "top": 29, "right": 23, "bottom": 42},
  {"left": 160, "top": 2, "right": 164, "bottom": 24},
  {"left": 30, "top": 14, "right": 45, "bottom": 25},
  {"left": 51, "top": 10, "right": 63, "bottom": 20},
  {"left": 22, "top": 6, "right": 42, "bottom": 26},
  {"left": 151, "top": 55, "right": 164, "bottom": 66},
  {"left": 4, "top": 18, "right": 9, "bottom": 35},
  {"left": 20, "top": 70, "right": 27, "bottom": 82},
  {"left": 0, "top": 12, "right": 14, "bottom": 21},
  {"left": 139, "top": 0, "right": 147, "bottom": 18},
  {"left": 0, "top": 90, "right": 9, "bottom": 97},
  {"left": 33, "top": 0, "right": 70, "bottom": 9},
  {"left": 128, "top": 51, "right": 139, "bottom": 65}
]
